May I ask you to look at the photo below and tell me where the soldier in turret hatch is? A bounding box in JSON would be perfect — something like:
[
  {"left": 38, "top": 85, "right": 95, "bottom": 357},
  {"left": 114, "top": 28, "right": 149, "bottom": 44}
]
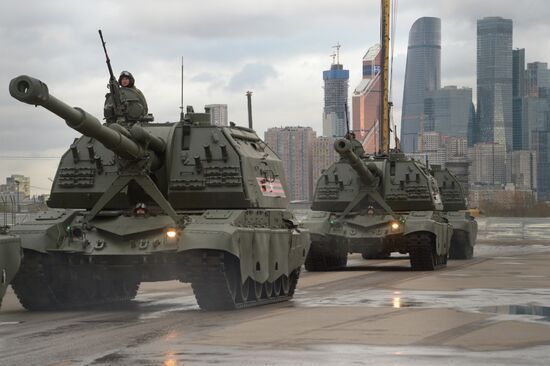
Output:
[
  {"left": 118, "top": 71, "right": 148, "bottom": 113},
  {"left": 345, "top": 131, "right": 365, "bottom": 158},
  {"left": 104, "top": 70, "right": 149, "bottom": 123}
]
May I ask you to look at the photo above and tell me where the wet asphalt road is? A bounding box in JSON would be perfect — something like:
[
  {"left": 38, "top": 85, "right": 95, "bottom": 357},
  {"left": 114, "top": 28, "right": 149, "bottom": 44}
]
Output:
[{"left": 1, "top": 241, "right": 550, "bottom": 365}]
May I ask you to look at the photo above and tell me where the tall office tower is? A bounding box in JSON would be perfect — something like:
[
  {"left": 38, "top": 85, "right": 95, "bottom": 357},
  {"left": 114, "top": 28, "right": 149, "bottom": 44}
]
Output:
[
  {"left": 264, "top": 126, "right": 316, "bottom": 201},
  {"left": 416, "top": 131, "right": 446, "bottom": 167},
  {"left": 204, "top": 104, "right": 228, "bottom": 126},
  {"left": 467, "top": 107, "right": 479, "bottom": 147},
  {"left": 323, "top": 45, "right": 350, "bottom": 137},
  {"left": 401, "top": 17, "right": 442, "bottom": 153},
  {"left": 532, "top": 131, "right": 550, "bottom": 200},
  {"left": 509, "top": 150, "right": 537, "bottom": 190},
  {"left": 424, "top": 86, "right": 474, "bottom": 138},
  {"left": 477, "top": 17, "right": 513, "bottom": 152},
  {"left": 352, "top": 44, "right": 382, "bottom": 153},
  {"left": 523, "top": 95, "right": 550, "bottom": 149},
  {"left": 311, "top": 136, "right": 339, "bottom": 184},
  {"left": 512, "top": 49, "right": 526, "bottom": 150},
  {"left": 523, "top": 61, "right": 550, "bottom": 200},
  {"left": 522, "top": 62, "right": 550, "bottom": 153},
  {"left": 445, "top": 136, "right": 468, "bottom": 159},
  {"left": 469, "top": 142, "right": 506, "bottom": 185},
  {"left": 526, "top": 62, "right": 550, "bottom": 96}
]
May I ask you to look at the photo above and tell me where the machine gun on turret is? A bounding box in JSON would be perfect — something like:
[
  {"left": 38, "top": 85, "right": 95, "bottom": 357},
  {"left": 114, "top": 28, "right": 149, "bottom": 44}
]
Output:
[{"left": 99, "top": 30, "right": 126, "bottom": 120}]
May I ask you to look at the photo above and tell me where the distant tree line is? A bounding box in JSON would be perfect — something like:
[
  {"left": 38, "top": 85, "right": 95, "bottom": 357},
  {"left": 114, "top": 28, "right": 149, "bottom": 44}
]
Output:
[{"left": 479, "top": 198, "right": 550, "bottom": 217}]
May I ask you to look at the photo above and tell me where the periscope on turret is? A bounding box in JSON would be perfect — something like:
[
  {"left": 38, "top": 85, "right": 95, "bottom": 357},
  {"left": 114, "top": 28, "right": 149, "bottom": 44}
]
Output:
[
  {"left": 7, "top": 74, "right": 309, "bottom": 311},
  {"left": 301, "top": 136, "right": 452, "bottom": 271}
]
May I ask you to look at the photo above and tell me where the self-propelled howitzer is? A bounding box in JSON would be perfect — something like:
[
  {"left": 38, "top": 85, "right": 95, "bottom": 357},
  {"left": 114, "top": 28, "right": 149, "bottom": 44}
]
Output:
[
  {"left": 8, "top": 75, "right": 309, "bottom": 310},
  {"left": 302, "top": 138, "right": 452, "bottom": 271}
]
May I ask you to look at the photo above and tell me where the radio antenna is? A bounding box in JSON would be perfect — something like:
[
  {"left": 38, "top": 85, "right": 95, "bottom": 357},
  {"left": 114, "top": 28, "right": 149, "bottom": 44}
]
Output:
[{"left": 179, "top": 57, "right": 184, "bottom": 122}]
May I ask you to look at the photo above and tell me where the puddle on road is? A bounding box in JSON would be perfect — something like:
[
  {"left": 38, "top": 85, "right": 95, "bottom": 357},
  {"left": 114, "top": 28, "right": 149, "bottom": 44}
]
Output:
[
  {"left": 133, "top": 292, "right": 199, "bottom": 320},
  {"left": 294, "top": 288, "right": 550, "bottom": 324},
  {"left": 0, "top": 321, "right": 22, "bottom": 326},
  {"left": 125, "top": 344, "right": 550, "bottom": 366},
  {"left": 475, "top": 243, "right": 550, "bottom": 258},
  {"left": 481, "top": 304, "right": 550, "bottom": 322}
]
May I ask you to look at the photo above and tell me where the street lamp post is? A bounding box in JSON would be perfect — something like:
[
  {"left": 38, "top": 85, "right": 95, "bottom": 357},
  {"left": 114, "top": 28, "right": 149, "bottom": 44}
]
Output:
[{"left": 15, "top": 180, "right": 20, "bottom": 213}]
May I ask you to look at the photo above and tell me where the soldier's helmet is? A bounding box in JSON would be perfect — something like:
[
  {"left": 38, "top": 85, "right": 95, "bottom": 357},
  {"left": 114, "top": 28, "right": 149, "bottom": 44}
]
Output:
[{"left": 118, "top": 70, "right": 135, "bottom": 87}]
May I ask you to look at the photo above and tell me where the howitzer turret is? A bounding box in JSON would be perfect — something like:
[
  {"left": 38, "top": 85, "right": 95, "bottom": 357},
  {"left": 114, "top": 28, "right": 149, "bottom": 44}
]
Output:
[
  {"left": 9, "top": 75, "right": 164, "bottom": 162},
  {"left": 334, "top": 138, "right": 380, "bottom": 188}
]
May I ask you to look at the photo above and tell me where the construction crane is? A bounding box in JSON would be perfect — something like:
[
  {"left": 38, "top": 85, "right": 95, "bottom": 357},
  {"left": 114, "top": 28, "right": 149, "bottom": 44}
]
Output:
[{"left": 379, "top": 0, "right": 391, "bottom": 154}]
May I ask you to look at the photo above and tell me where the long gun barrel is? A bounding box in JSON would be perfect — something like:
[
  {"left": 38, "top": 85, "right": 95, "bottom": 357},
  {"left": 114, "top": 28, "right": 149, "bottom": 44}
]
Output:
[
  {"left": 334, "top": 138, "right": 379, "bottom": 187},
  {"left": 9, "top": 75, "right": 164, "bottom": 160}
]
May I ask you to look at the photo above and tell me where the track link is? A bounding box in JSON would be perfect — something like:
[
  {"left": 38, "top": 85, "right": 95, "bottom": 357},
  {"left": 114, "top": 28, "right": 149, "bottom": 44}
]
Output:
[
  {"left": 305, "top": 242, "right": 348, "bottom": 271},
  {"left": 407, "top": 233, "right": 447, "bottom": 271},
  {"left": 449, "top": 230, "right": 474, "bottom": 259},
  {"left": 11, "top": 250, "right": 140, "bottom": 310},
  {"left": 184, "top": 250, "right": 300, "bottom": 310}
]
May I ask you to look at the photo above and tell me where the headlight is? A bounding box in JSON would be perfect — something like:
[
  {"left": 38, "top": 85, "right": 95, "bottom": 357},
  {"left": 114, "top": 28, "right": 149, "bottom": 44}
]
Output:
[
  {"left": 166, "top": 229, "right": 177, "bottom": 239},
  {"left": 391, "top": 222, "right": 400, "bottom": 231}
]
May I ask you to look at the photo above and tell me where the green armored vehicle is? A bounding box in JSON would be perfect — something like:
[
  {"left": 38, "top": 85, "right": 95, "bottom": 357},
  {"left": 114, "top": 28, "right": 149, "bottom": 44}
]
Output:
[
  {"left": 302, "top": 138, "right": 452, "bottom": 271},
  {"left": 8, "top": 74, "right": 309, "bottom": 310},
  {"left": 0, "top": 228, "right": 21, "bottom": 309},
  {"left": 431, "top": 166, "right": 477, "bottom": 259}
]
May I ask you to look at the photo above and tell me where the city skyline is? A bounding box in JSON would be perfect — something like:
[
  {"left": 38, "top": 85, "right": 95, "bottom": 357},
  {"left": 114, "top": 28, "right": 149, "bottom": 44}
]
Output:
[{"left": 1, "top": 1, "right": 550, "bottom": 193}]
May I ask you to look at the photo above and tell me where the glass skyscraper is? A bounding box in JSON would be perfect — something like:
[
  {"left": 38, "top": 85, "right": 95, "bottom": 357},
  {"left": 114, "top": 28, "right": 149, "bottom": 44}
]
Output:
[
  {"left": 526, "top": 62, "right": 550, "bottom": 96},
  {"left": 512, "top": 48, "right": 525, "bottom": 150},
  {"left": 423, "top": 86, "right": 474, "bottom": 139},
  {"left": 477, "top": 17, "right": 513, "bottom": 152},
  {"left": 323, "top": 63, "right": 349, "bottom": 138},
  {"left": 401, "top": 17, "right": 441, "bottom": 153}
]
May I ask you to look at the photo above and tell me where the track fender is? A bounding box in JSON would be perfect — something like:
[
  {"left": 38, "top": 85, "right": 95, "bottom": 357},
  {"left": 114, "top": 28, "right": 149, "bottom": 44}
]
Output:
[
  {"left": 0, "top": 235, "right": 21, "bottom": 302},
  {"left": 446, "top": 212, "right": 478, "bottom": 245},
  {"left": 301, "top": 210, "right": 331, "bottom": 240},
  {"left": 179, "top": 211, "right": 310, "bottom": 284},
  {"left": 10, "top": 209, "right": 78, "bottom": 253},
  {"left": 403, "top": 211, "right": 452, "bottom": 255}
]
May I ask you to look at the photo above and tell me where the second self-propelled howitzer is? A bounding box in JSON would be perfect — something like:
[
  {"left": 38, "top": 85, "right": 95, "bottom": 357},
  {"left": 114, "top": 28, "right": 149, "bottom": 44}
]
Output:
[
  {"left": 8, "top": 75, "right": 309, "bottom": 310},
  {"left": 302, "top": 138, "right": 452, "bottom": 271}
]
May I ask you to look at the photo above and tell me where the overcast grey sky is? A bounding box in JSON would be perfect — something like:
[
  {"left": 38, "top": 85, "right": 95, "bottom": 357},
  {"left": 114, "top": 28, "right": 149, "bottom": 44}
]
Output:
[{"left": 1, "top": 0, "right": 549, "bottom": 194}]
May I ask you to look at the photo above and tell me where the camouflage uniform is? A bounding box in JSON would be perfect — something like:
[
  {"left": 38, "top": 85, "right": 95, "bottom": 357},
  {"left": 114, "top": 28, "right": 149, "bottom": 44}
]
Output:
[{"left": 104, "top": 71, "right": 148, "bottom": 123}]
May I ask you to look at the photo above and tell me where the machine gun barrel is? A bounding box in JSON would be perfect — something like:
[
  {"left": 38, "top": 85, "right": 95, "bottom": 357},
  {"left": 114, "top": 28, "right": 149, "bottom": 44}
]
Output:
[
  {"left": 8, "top": 75, "right": 163, "bottom": 160},
  {"left": 334, "top": 138, "right": 379, "bottom": 187}
]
